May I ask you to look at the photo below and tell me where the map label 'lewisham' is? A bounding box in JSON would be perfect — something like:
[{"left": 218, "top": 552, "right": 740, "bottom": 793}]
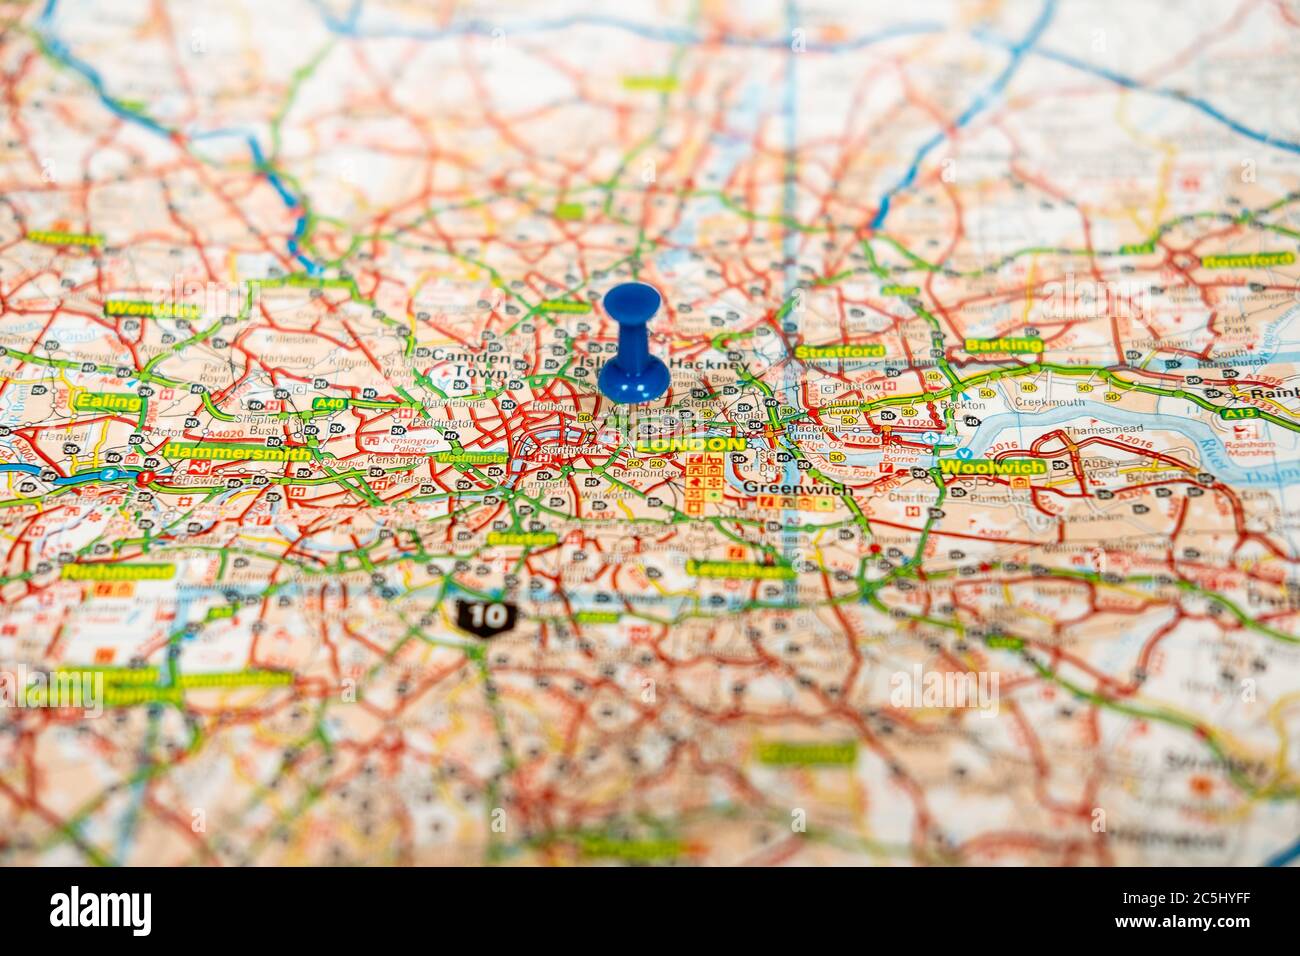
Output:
[
  {"left": 686, "top": 559, "right": 795, "bottom": 579},
  {"left": 938, "top": 458, "right": 1047, "bottom": 476}
]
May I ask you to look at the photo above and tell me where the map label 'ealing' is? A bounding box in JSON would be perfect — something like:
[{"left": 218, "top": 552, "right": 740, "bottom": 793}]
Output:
[{"left": 72, "top": 391, "right": 143, "bottom": 412}]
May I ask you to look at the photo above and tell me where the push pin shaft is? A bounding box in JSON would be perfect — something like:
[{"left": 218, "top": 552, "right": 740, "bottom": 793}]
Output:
[{"left": 597, "top": 281, "right": 670, "bottom": 404}]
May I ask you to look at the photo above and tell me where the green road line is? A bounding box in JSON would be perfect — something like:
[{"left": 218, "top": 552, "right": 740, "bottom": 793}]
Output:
[{"left": 201, "top": 390, "right": 238, "bottom": 422}]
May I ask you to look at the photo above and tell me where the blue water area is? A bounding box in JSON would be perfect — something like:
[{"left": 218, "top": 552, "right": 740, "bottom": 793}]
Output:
[
  {"left": 0, "top": 463, "right": 137, "bottom": 486},
  {"left": 962, "top": 402, "right": 1300, "bottom": 487}
]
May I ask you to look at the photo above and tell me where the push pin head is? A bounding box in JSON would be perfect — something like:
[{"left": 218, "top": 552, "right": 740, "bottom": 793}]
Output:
[{"left": 597, "top": 281, "right": 670, "bottom": 404}]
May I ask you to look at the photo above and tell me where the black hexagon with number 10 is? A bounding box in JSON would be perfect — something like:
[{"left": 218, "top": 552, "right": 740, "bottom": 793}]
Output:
[{"left": 454, "top": 599, "right": 518, "bottom": 639}]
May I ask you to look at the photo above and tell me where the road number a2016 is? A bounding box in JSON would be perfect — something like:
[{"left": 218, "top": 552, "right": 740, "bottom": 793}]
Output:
[{"left": 455, "top": 600, "right": 518, "bottom": 638}]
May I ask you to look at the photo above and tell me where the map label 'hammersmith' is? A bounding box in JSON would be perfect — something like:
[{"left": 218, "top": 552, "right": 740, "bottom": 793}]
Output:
[{"left": 163, "top": 441, "right": 313, "bottom": 462}]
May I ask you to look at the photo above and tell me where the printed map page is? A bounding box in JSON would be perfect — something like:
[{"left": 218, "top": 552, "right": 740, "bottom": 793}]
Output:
[{"left": 1, "top": 0, "right": 1299, "bottom": 866}]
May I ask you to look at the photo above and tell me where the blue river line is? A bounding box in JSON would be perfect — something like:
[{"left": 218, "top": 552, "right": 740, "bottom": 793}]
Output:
[
  {"left": 1266, "top": 834, "right": 1300, "bottom": 867},
  {"left": 313, "top": 0, "right": 1300, "bottom": 164},
  {"left": 870, "top": 0, "right": 1057, "bottom": 229},
  {"left": 34, "top": 1, "right": 324, "bottom": 275},
  {"left": 0, "top": 462, "right": 139, "bottom": 485}
]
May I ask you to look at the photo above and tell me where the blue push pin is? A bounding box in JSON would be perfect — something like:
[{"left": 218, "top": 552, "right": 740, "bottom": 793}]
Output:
[{"left": 598, "top": 281, "right": 670, "bottom": 404}]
